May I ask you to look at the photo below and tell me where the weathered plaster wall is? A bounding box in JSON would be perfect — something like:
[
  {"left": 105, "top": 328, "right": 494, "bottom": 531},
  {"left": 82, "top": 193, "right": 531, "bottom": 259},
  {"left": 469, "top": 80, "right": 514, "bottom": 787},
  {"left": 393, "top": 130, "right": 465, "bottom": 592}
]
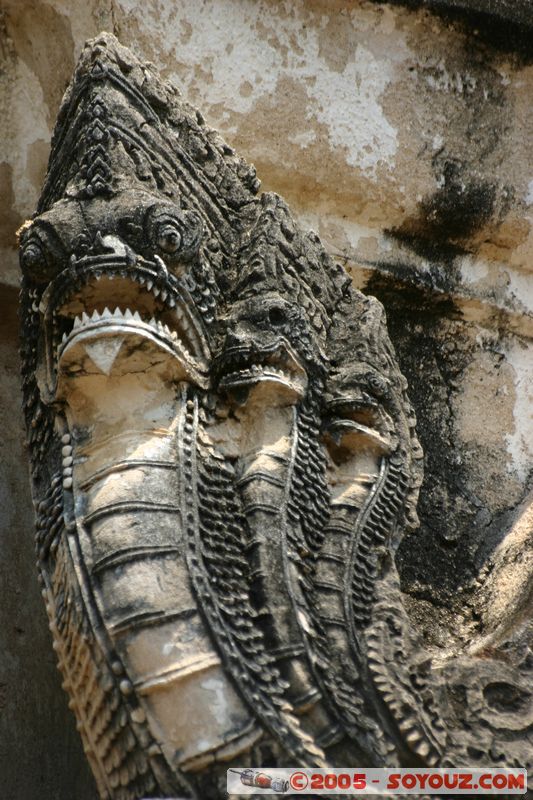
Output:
[
  {"left": 0, "top": 288, "right": 95, "bottom": 797},
  {"left": 1, "top": 1, "right": 532, "bottom": 797}
]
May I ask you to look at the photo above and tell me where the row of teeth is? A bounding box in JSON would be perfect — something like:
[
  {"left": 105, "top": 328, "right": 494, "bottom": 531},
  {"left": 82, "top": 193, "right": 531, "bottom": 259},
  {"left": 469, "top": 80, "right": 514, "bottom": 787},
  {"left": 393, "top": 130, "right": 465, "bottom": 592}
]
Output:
[
  {"left": 60, "top": 307, "right": 188, "bottom": 346},
  {"left": 229, "top": 365, "right": 291, "bottom": 378},
  {"left": 86, "top": 273, "right": 178, "bottom": 305},
  {"left": 49, "top": 274, "right": 179, "bottom": 319}
]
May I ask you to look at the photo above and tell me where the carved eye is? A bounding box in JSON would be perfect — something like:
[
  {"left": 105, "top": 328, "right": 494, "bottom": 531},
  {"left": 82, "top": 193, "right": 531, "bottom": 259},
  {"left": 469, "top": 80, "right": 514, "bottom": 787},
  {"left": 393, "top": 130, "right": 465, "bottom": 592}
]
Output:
[
  {"left": 22, "top": 241, "right": 46, "bottom": 271},
  {"left": 20, "top": 236, "right": 55, "bottom": 282},
  {"left": 365, "top": 372, "right": 389, "bottom": 398},
  {"left": 156, "top": 222, "right": 182, "bottom": 254},
  {"left": 144, "top": 203, "right": 203, "bottom": 265},
  {"left": 268, "top": 306, "right": 286, "bottom": 327}
]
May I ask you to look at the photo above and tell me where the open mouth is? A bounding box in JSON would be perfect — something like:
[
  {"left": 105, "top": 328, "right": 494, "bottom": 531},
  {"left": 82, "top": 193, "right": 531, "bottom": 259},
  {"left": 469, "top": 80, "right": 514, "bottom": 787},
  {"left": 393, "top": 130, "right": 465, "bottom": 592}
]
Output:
[
  {"left": 324, "top": 398, "right": 391, "bottom": 455},
  {"left": 38, "top": 256, "right": 210, "bottom": 394},
  {"left": 217, "top": 342, "right": 307, "bottom": 396}
]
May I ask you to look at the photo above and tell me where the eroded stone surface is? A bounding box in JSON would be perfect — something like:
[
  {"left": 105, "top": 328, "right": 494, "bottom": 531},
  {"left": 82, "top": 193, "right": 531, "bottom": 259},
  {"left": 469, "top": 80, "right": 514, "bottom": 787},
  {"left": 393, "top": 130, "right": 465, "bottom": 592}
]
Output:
[
  {"left": 18, "top": 32, "right": 532, "bottom": 800},
  {"left": 1, "top": 3, "right": 532, "bottom": 798}
]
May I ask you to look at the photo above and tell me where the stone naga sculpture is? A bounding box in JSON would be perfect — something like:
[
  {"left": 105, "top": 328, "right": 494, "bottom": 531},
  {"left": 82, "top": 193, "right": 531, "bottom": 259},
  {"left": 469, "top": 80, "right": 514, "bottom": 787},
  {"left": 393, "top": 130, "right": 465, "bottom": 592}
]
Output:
[{"left": 19, "top": 34, "right": 531, "bottom": 800}]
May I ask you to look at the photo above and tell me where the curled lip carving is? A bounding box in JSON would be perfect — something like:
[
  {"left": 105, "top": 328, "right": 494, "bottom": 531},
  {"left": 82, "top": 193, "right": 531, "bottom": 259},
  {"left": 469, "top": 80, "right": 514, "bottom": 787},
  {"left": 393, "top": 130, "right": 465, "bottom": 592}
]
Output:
[
  {"left": 37, "top": 253, "right": 210, "bottom": 399},
  {"left": 323, "top": 392, "right": 394, "bottom": 459},
  {"left": 213, "top": 294, "right": 313, "bottom": 400},
  {"left": 216, "top": 340, "right": 308, "bottom": 399}
]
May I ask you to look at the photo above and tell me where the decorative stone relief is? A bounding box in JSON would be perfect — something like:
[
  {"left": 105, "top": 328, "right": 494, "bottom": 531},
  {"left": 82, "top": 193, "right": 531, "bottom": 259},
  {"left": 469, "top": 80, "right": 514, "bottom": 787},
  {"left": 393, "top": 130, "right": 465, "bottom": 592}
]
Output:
[{"left": 19, "top": 34, "right": 532, "bottom": 799}]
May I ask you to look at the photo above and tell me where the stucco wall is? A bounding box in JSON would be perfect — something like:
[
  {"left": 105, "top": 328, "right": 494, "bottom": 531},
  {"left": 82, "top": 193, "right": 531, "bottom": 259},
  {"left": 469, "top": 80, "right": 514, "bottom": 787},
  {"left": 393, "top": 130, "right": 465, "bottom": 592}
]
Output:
[{"left": 1, "top": 1, "right": 532, "bottom": 797}]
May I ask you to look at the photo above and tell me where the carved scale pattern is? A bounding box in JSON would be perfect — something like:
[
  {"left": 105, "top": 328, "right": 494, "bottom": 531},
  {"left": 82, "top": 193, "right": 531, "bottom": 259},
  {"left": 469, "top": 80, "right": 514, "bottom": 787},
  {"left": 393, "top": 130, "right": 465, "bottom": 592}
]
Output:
[
  {"left": 37, "top": 475, "right": 190, "bottom": 798},
  {"left": 181, "top": 390, "right": 325, "bottom": 767},
  {"left": 18, "top": 32, "right": 532, "bottom": 799}
]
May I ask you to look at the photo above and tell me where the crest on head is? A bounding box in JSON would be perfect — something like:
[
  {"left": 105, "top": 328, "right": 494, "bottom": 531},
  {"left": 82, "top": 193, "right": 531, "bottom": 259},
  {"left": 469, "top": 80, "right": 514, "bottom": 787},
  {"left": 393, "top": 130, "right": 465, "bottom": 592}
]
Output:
[{"left": 19, "top": 33, "right": 427, "bottom": 800}]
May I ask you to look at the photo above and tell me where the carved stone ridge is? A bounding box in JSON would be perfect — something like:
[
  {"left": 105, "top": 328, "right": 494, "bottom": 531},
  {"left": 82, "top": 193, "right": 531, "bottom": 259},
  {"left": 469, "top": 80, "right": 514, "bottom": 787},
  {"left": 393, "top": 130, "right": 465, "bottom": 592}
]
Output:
[{"left": 19, "top": 33, "right": 532, "bottom": 800}]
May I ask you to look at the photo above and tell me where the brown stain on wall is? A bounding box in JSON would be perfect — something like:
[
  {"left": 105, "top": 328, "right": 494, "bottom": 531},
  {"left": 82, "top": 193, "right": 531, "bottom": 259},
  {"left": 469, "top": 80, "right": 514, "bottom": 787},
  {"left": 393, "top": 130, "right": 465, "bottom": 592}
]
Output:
[
  {"left": 476, "top": 214, "right": 532, "bottom": 261},
  {"left": 215, "top": 72, "right": 405, "bottom": 229},
  {"left": 26, "top": 138, "right": 49, "bottom": 195},
  {"left": 382, "top": 9, "right": 520, "bottom": 258},
  {"left": 4, "top": 1, "right": 75, "bottom": 125},
  {"left": 318, "top": 10, "right": 357, "bottom": 73},
  {"left": 455, "top": 350, "right": 522, "bottom": 509},
  {"left": 0, "top": 163, "right": 23, "bottom": 249}
]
